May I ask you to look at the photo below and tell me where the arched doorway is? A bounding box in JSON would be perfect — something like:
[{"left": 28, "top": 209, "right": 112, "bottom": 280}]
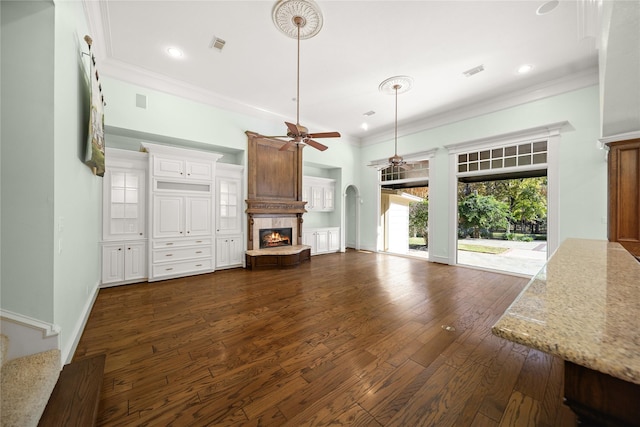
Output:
[{"left": 345, "top": 185, "right": 360, "bottom": 250}]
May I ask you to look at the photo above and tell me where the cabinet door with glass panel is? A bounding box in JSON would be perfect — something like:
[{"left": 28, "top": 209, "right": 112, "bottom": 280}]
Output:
[
  {"left": 104, "top": 168, "right": 145, "bottom": 240},
  {"left": 216, "top": 176, "right": 242, "bottom": 234}
]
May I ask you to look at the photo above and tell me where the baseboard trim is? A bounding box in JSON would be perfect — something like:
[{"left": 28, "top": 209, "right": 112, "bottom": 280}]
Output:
[
  {"left": 62, "top": 280, "right": 100, "bottom": 364},
  {"left": 0, "top": 310, "right": 60, "bottom": 361},
  {"left": 428, "top": 255, "right": 451, "bottom": 264}
]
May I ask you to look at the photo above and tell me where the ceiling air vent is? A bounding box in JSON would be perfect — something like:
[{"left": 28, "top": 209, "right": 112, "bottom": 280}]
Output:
[
  {"left": 210, "top": 36, "right": 226, "bottom": 51},
  {"left": 463, "top": 64, "right": 485, "bottom": 77}
]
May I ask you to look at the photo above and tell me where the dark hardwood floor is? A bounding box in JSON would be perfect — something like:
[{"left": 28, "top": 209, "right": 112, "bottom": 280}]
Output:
[{"left": 74, "top": 249, "right": 576, "bottom": 426}]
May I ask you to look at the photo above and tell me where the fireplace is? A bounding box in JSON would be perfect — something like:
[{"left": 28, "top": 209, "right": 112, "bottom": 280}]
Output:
[{"left": 259, "top": 228, "right": 293, "bottom": 249}]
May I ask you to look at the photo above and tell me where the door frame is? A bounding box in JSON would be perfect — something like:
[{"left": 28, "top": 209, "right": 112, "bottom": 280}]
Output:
[
  {"left": 372, "top": 149, "right": 438, "bottom": 259},
  {"left": 445, "top": 121, "right": 568, "bottom": 266}
]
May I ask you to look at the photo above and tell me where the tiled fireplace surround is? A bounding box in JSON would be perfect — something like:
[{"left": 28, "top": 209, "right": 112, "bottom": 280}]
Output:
[{"left": 251, "top": 216, "right": 300, "bottom": 248}]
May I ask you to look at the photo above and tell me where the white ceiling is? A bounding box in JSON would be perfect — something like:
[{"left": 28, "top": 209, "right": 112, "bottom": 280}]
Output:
[{"left": 85, "top": 0, "right": 600, "bottom": 144}]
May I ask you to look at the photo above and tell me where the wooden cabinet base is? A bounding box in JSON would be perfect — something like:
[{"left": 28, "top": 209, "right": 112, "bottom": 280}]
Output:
[
  {"left": 564, "top": 361, "right": 640, "bottom": 427},
  {"left": 245, "top": 248, "right": 310, "bottom": 270}
]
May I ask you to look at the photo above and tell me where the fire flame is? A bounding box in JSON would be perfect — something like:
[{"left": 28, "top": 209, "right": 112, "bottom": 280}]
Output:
[{"left": 262, "top": 231, "right": 291, "bottom": 247}]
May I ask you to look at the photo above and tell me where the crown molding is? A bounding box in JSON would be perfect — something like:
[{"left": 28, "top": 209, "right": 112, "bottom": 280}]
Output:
[
  {"left": 361, "top": 67, "right": 598, "bottom": 147},
  {"left": 83, "top": 0, "right": 596, "bottom": 150},
  {"left": 598, "top": 131, "right": 640, "bottom": 146}
]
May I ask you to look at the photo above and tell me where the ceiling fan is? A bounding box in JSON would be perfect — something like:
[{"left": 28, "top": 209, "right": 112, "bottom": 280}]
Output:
[
  {"left": 268, "top": 0, "right": 340, "bottom": 152},
  {"left": 370, "top": 76, "right": 415, "bottom": 170}
]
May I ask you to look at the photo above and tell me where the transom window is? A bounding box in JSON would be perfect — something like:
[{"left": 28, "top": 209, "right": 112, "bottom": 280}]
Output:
[
  {"left": 457, "top": 140, "right": 547, "bottom": 173},
  {"left": 381, "top": 161, "right": 429, "bottom": 182}
]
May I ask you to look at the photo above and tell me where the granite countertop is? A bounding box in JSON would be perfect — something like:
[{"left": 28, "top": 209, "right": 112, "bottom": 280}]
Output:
[{"left": 492, "top": 238, "right": 640, "bottom": 385}]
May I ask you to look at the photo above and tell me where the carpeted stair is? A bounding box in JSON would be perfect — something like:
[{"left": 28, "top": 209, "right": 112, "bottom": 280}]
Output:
[{"left": 0, "top": 334, "right": 60, "bottom": 427}]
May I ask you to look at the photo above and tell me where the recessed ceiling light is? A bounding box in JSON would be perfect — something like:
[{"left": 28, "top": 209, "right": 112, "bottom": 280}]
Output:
[
  {"left": 536, "top": 0, "right": 559, "bottom": 15},
  {"left": 518, "top": 64, "right": 534, "bottom": 74},
  {"left": 361, "top": 123, "right": 369, "bottom": 131},
  {"left": 166, "top": 47, "right": 183, "bottom": 58}
]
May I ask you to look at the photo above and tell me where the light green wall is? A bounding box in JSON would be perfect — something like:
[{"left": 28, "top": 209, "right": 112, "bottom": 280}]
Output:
[
  {"left": 0, "top": 0, "right": 606, "bottom": 360},
  {"left": 52, "top": 0, "right": 102, "bottom": 357},
  {"left": 104, "top": 77, "right": 603, "bottom": 259},
  {"left": 1, "top": 1, "right": 56, "bottom": 321},
  {"left": 102, "top": 77, "right": 286, "bottom": 157},
  {"left": 1, "top": 0, "right": 102, "bottom": 359},
  {"left": 103, "top": 76, "right": 362, "bottom": 232},
  {"left": 358, "top": 85, "right": 604, "bottom": 258}
]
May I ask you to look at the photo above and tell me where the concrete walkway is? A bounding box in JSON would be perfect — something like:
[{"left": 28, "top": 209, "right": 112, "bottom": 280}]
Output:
[
  {"left": 457, "top": 238, "right": 547, "bottom": 276},
  {"left": 407, "top": 238, "right": 547, "bottom": 276}
]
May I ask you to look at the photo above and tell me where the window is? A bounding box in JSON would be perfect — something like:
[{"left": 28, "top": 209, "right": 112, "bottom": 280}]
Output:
[
  {"left": 381, "top": 161, "right": 429, "bottom": 182},
  {"left": 457, "top": 141, "right": 547, "bottom": 173}
]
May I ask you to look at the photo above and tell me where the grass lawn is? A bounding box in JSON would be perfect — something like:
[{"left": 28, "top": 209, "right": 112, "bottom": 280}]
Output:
[
  {"left": 457, "top": 243, "right": 508, "bottom": 254},
  {"left": 408, "top": 237, "right": 509, "bottom": 255}
]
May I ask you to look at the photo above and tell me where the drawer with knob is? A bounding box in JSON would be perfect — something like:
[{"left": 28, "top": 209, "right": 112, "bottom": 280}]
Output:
[
  {"left": 152, "top": 245, "right": 211, "bottom": 263},
  {"left": 151, "top": 259, "right": 213, "bottom": 279}
]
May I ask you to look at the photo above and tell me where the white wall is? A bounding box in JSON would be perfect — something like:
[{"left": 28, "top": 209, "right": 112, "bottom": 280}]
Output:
[
  {"left": 1, "top": 1, "right": 56, "bottom": 322},
  {"left": 1, "top": 0, "right": 102, "bottom": 362},
  {"left": 53, "top": 0, "right": 102, "bottom": 361},
  {"left": 102, "top": 76, "right": 363, "bottom": 241},
  {"left": 358, "top": 85, "right": 604, "bottom": 260},
  {"left": 599, "top": 1, "right": 640, "bottom": 137}
]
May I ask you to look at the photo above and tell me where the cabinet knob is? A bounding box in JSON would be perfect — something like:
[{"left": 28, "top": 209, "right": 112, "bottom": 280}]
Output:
[
  {"left": 187, "top": 231, "right": 190, "bottom": 234},
  {"left": 139, "top": 232, "right": 143, "bottom": 236},
  {"left": 127, "top": 247, "right": 131, "bottom": 250},
  {"left": 180, "top": 231, "right": 183, "bottom": 234},
  {"left": 195, "top": 251, "right": 202, "bottom": 254}
]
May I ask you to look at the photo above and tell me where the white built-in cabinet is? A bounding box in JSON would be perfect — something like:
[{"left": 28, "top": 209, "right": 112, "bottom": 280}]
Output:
[
  {"left": 216, "top": 235, "right": 244, "bottom": 268},
  {"left": 303, "top": 176, "right": 335, "bottom": 212},
  {"left": 153, "top": 195, "right": 212, "bottom": 238},
  {"left": 101, "top": 144, "right": 245, "bottom": 284},
  {"left": 153, "top": 157, "right": 213, "bottom": 181},
  {"left": 102, "top": 241, "right": 147, "bottom": 285},
  {"left": 215, "top": 163, "right": 244, "bottom": 269},
  {"left": 301, "top": 175, "right": 340, "bottom": 255},
  {"left": 143, "top": 143, "right": 223, "bottom": 282},
  {"left": 302, "top": 227, "right": 340, "bottom": 255},
  {"left": 101, "top": 148, "right": 148, "bottom": 286}
]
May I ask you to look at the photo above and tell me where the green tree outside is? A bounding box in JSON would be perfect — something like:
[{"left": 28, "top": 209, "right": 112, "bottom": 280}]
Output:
[
  {"left": 409, "top": 198, "right": 429, "bottom": 246},
  {"left": 458, "top": 177, "right": 547, "bottom": 236},
  {"left": 458, "top": 192, "right": 510, "bottom": 238}
]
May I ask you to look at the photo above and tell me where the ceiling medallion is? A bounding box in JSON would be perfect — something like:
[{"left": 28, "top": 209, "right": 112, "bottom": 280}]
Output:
[
  {"left": 272, "top": 0, "right": 323, "bottom": 39},
  {"left": 379, "top": 76, "right": 414, "bottom": 95}
]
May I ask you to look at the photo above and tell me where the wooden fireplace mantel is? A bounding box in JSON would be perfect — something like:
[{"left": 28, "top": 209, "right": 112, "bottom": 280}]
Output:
[
  {"left": 245, "top": 199, "right": 307, "bottom": 215},
  {"left": 245, "top": 131, "right": 306, "bottom": 251}
]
